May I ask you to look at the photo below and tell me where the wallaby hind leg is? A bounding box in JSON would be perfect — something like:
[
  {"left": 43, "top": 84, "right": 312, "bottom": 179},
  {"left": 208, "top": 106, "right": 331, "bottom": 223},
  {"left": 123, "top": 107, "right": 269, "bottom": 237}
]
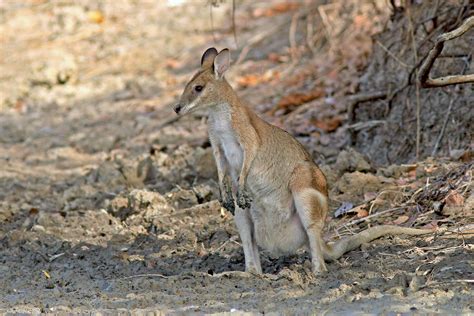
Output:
[
  {"left": 234, "top": 206, "right": 262, "bottom": 274},
  {"left": 290, "top": 164, "right": 329, "bottom": 274},
  {"left": 293, "top": 189, "right": 328, "bottom": 273}
]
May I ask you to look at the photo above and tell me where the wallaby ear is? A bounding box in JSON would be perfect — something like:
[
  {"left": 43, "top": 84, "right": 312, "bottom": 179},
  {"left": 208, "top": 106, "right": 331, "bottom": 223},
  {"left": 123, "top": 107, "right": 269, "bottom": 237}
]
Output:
[
  {"left": 214, "top": 49, "right": 230, "bottom": 79},
  {"left": 201, "top": 47, "right": 218, "bottom": 69}
]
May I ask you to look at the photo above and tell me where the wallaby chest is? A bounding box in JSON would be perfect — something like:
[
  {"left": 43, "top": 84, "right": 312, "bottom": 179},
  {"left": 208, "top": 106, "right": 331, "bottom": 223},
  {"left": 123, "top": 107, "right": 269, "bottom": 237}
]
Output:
[{"left": 208, "top": 109, "right": 243, "bottom": 178}]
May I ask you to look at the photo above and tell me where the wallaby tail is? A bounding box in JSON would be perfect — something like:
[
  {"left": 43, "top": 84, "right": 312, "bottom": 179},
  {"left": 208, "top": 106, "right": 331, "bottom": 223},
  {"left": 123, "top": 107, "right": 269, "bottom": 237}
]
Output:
[{"left": 323, "top": 225, "right": 433, "bottom": 262}]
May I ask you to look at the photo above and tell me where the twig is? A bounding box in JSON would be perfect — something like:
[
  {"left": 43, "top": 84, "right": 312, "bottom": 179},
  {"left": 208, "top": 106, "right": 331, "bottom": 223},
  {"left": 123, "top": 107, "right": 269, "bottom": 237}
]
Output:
[
  {"left": 432, "top": 97, "right": 455, "bottom": 156},
  {"left": 49, "top": 252, "right": 65, "bottom": 262},
  {"left": 306, "top": 13, "right": 315, "bottom": 55},
  {"left": 317, "top": 3, "right": 337, "bottom": 52},
  {"left": 375, "top": 40, "right": 411, "bottom": 68},
  {"left": 347, "top": 91, "right": 388, "bottom": 104},
  {"left": 418, "top": 16, "right": 474, "bottom": 88},
  {"left": 116, "top": 273, "right": 169, "bottom": 280},
  {"left": 346, "top": 91, "right": 387, "bottom": 144},
  {"left": 336, "top": 206, "right": 408, "bottom": 230},
  {"left": 415, "top": 70, "right": 422, "bottom": 162},
  {"left": 406, "top": 3, "right": 422, "bottom": 160},
  {"left": 421, "top": 279, "right": 474, "bottom": 290},
  {"left": 212, "top": 235, "right": 238, "bottom": 253},
  {"left": 236, "top": 18, "right": 288, "bottom": 64},
  {"left": 289, "top": 11, "right": 299, "bottom": 63},
  {"left": 347, "top": 120, "right": 386, "bottom": 131},
  {"left": 209, "top": 2, "right": 216, "bottom": 43},
  {"left": 231, "top": 0, "right": 238, "bottom": 48}
]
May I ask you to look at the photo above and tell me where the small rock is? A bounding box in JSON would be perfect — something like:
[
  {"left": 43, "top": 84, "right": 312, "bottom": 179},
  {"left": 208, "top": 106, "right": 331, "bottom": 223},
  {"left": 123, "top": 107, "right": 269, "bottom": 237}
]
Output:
[
  {"left": 128, "top": 189, "right": 168, "bottom": 212},
  {"left": 193, "top": 184, "right": 215, "bottom": 202},
  {"left": 385, "top": 272, "right": 409, "bottom": 296},
  {"left": 386, "top": 286, "right": 406, "bottom": 297},
  {"left": 409, "top": 275, "right": 425, "bottom": 292},
  {"left": 336, "top": 172, "right": 384, "bottom": 197},
  {"left": 30, "top": 50, "right": 78, "bottom": 86},
  {"left": 45, "top": 282, "right": 55, "bottom": 289},
  {"left": 209, "top": 229, "right": 231, "bottom": 248},
  {"left": 167, "top": 189, "right": 198, "bottom": 209},
  {"left": 334, "top": 148, "right": 372, "bottom": 175},
  {"left": 88, "top": 160, "right": 124, "bottom": 187},
  {"left": 0, "top": 265, "right": 9, "bottom": 274},
  {"left": 108, "top": 196, "right": 129, "bottom": 217},
  {"left": 31, "top": 225, "right": 46, "bottom": 233},
  {"left": 136, "top": 156, "right": 157, "bottom": 184},
  {"left": 463, "top": 193, "right": 474, "bottom": 215},
  {"left": 377, "top": 164, "right": 403, "bottom": 178},
  {"left": 389, "top": 273, "right": 409, "bottom": 288},
  {"left": 36, "top": 212, "right": 63, "bottom": 228}
]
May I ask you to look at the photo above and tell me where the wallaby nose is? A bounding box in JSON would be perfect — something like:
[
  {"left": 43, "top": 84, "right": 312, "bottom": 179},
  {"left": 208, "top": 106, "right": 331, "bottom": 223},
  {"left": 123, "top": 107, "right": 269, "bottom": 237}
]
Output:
[{"left": 174, "top": 104, "right": 182, "bottom": 114}]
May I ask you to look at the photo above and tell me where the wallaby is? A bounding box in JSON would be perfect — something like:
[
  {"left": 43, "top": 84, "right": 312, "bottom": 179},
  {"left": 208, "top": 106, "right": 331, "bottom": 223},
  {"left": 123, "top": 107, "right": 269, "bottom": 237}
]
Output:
[{"left": 174, "top": 47, "right": 433, "bottom": 274}]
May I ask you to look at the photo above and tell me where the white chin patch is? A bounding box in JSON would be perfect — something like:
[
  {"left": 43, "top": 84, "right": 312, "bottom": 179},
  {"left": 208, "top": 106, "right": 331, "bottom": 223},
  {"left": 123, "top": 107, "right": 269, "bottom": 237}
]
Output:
[
  {"left": 186, "top": 99, "right": 198, "bottom": 113},
  {"left": 184, "top": 93, "right": 204, "bottom": 113}
]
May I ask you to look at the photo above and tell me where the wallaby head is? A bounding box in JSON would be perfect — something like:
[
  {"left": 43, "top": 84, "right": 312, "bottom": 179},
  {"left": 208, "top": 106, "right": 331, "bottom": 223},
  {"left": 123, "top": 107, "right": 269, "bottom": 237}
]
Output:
[{"left": 174, "top": 47, "right": 231, "bottom": 115}]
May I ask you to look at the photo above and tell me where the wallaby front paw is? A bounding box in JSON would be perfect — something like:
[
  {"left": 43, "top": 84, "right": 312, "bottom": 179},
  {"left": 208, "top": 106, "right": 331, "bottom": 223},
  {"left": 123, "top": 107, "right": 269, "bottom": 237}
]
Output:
[
  {"left": 237, "top": 190, "right": 252, "bottom": 209},
  {"left": 220, "top": 177, "right": 235, "bottom": 215},
  {"left": 220, "top": 196, "right": 236, "bottom": 215}
]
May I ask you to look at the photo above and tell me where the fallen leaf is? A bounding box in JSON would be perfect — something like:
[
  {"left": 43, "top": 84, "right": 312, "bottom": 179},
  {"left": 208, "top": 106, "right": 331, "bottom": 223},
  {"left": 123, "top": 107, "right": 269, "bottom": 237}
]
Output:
[
  {"left": 310, "top": 116, "right": 343, "bottom": 132},
  {"left": 420, "top": 221, "right": 439, "bottom": 230},
  {"left": 326, "top": 68, "right": 339, "bottom": 81},
  {"left": 392, "top": 215, "right": 409, "bottom": 225},
  {"left": 424, "top": 165, "right": 437, "bottom": 173},
  {"left": 356, "top": 206, "right": 369, "bottom": 218},
  {"left": 395, "top": 178, "right": 409, "bottom": 186},
  {"left": 460, "top": 150, "right": 473, "bottom": 162},
  {"left": 450, "top": 149, "right": 473, "bottom": 162},
  {"left": 396, "top": 178, "right": 419, "bottom": 189},
  {"left": 42, "top": 270, "right": 51, "bottom": 279},
  {"left": 407, "top": 169, "right": 417, "bottom": 179},
  {"left": 88, "top": 10, "right": 105, "bottom": 24},
  {"left": 165, "top": 77, "right": 177, "bottom": 87},
  {"left": 283, "top": 68, "right": 314, "bottom": 87},
  {"left": 271, "top": 89, "right": 324, "bottom": 114},
  {"left": 237, "top": 74, "right": 260, "bottom": 87},
  {"left": 445, "top": 190, "right": 464, "bottom": 206},
  {"left": 402, "top": 164, "right": 418, "bottom": 179},
  {"left": 15, "top": 99, "right": 27, "bottom": 113},
  {"left": 363, "top": 192, "right": 378, "bottom": 201},
  {"left": 253, "top": 3, "right": 300, "bottom": 18},
  {"left": 334, "top": 202, "right": 354, "bottom": 217},
  {"left": 268, "top": 53, "right": 288, "bottom": 63},
  {"left": 29, "top": 207, "right": 39, "bottom": 215},
  {"left": 164, "top": 58, "right": 182, "bottom": 70},
  {"left": 237, "top": 70, "right": 278, "bottom": 88}
]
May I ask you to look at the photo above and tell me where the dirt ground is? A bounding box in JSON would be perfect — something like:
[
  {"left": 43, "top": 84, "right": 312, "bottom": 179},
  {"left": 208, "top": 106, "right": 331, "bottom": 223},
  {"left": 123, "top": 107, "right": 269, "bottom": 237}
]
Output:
[{"left": 0, "top": 1, "right": 473, "bottom": 314}]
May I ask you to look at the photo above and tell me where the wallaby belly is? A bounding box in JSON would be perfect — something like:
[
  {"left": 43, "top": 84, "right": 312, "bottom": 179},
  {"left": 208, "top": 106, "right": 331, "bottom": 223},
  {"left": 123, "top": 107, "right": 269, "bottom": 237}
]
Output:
[{"left": 249, "top": 188, "right": 308, "bottom": 256}]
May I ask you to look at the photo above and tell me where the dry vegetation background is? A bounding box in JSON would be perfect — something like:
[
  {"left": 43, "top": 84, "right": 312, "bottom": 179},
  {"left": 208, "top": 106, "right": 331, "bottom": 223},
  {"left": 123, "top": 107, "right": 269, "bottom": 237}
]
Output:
[{"left": 0, "top": 0, "right": 473, "bottom": 314}]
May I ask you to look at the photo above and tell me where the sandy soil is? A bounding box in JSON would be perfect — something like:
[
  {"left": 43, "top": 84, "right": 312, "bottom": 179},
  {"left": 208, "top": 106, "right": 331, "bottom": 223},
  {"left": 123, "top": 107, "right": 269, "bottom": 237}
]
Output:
[{"left": 0, "top": 1, "right": 472, "bottom": 314}]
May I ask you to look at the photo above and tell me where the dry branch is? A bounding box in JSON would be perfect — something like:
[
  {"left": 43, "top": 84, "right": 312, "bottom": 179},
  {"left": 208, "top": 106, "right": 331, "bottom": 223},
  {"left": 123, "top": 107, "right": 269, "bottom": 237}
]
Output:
[
  {"left": 347, "top": 91, "right": 388, "bottom": 144},
  {"left": 432, "top": 97, "right": 455, "bottom": 156},
  {"left": 418, "top": 16, "right": 474, "bottom": 88},
  {"left": 236, "top": 18, "right": 288, "bottom": 64}
]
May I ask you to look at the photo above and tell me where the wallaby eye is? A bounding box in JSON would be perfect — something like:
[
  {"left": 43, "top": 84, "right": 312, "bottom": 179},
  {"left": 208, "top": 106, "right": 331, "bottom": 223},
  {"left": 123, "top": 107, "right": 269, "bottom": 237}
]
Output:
[{"left": 194, "top": 85, "right": 203, "bottom": 92}]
